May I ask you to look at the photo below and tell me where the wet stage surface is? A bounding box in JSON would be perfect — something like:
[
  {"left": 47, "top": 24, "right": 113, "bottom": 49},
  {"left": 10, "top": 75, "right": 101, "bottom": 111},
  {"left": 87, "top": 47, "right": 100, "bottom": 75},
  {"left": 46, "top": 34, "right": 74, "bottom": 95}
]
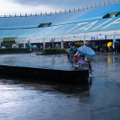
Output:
[
  {"left": 0, "top": 53, "right": 88, "bottom": 71},
  {"left": 0, "top": 53, "right": 120, "bottom": 120}
]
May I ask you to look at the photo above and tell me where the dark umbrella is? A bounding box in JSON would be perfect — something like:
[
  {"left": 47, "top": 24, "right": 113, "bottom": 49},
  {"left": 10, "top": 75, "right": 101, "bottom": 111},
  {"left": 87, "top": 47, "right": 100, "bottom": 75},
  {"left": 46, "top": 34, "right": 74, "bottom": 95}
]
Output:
[{"left": 112, "top": 41, "right": 120, "bottom": 44}]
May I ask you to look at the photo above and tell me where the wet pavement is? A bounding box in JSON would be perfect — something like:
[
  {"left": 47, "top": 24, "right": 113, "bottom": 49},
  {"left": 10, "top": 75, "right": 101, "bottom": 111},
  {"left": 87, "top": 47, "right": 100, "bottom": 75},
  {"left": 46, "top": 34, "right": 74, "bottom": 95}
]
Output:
[{"left": 0, "top": 52, "right": 120, "bottom": 120}]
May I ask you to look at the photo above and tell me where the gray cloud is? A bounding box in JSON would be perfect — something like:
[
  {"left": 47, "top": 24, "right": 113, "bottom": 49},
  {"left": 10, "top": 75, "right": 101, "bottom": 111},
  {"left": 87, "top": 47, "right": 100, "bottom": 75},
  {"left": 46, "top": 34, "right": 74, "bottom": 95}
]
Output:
[
  {"left": 12, "top": 0, "right": 83, "bottom": 8},
  {"left": 11, "top": 0, "right": 115, "bottom": 10}
]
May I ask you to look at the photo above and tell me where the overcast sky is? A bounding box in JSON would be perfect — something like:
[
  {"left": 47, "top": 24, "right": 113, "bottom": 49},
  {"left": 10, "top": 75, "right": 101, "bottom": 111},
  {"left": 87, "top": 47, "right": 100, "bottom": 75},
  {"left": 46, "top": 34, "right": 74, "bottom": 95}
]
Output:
[{"left": 0, "top": 0, "right": 118, "bottom": 15}]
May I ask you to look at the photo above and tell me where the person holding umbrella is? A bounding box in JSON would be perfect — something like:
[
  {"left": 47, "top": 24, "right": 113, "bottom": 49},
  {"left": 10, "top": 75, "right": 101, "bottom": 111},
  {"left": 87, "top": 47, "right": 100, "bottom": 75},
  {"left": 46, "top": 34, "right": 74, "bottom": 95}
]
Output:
[
  {"left": 112, "top": 41, "right": 120, "bottom": 52},
  {"left": 74, "top": 52, "right": 86, "bottom": 65},
  {"left": 74, "top": 45, "right": 96, "bottom": 73}
]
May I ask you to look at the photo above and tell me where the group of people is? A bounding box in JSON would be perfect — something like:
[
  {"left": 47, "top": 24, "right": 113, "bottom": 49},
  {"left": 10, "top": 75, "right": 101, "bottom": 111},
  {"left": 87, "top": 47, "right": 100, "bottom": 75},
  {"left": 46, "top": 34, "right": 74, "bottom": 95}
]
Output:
[{"left": 67, "top": 45, "right": 92, "bottom": 72}]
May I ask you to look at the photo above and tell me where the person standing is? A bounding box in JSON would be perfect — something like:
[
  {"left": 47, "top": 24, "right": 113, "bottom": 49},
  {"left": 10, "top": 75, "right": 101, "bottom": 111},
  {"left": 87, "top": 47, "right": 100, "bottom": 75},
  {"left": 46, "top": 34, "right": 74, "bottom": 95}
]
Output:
[{"left": 68, "top": 45, "right": 75, "bottom": 61}]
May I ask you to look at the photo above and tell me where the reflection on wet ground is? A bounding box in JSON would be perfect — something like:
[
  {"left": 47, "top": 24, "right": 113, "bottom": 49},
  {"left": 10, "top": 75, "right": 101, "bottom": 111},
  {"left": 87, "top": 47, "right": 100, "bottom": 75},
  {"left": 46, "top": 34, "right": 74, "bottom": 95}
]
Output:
[
  {"left": 0, "top": 53, "right": 120, "bottom": 120},
  {"left": 0, "top": 78, "right": 90, "bottom": 120}
]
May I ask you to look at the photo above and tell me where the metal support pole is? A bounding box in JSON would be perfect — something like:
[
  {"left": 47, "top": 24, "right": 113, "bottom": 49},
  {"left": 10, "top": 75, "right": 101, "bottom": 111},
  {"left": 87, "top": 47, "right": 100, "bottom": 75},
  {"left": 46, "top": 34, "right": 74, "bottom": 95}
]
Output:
[
  {"left": 84, "top": 34, "right": 86, "bottom": 44},
  {"left": 43, "top": 39, "right": 46, "bottom": 49},
  {"left": 113, "top": 31, "right": 116, "bottom": 49},
  {"left": 23, "top": 43, "right": 26, "bottom": 48},
  {"left": 61, "top": 40, "right": 64, "bottom": 48}
]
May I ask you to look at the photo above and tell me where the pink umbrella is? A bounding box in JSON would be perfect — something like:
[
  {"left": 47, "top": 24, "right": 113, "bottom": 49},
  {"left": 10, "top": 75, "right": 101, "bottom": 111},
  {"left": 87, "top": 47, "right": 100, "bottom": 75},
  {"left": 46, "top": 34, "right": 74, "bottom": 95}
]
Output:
[{"left": 65, "top": 49, "right": 69, "bottom": 53}]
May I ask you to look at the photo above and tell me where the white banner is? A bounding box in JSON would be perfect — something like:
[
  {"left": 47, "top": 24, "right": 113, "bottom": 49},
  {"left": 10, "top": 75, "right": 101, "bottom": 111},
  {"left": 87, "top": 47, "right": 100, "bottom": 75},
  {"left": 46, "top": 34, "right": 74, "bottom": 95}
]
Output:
[{"left": 91, "top": 35, "right": 106, "bottom": 40}]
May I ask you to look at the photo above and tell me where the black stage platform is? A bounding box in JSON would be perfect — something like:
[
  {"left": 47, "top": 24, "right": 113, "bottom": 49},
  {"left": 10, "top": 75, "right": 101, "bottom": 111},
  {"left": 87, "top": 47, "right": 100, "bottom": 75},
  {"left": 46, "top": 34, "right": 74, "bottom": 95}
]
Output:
[
  {"left": 0, "top": 54, "right": 89, "bottom": 84},
  {"left": 0, "top": 65, "right": 89, "bottom": 84}
]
